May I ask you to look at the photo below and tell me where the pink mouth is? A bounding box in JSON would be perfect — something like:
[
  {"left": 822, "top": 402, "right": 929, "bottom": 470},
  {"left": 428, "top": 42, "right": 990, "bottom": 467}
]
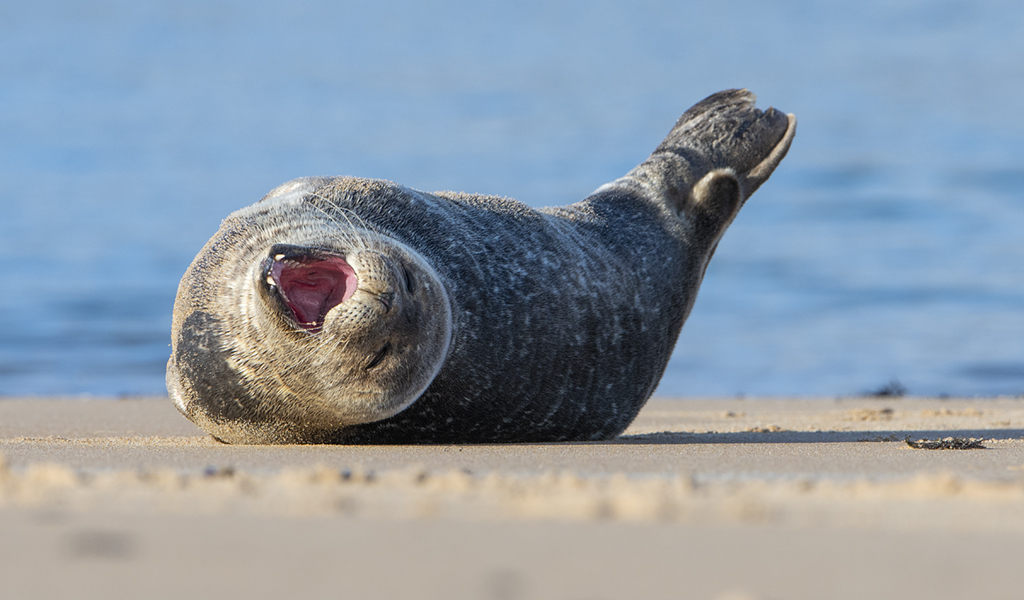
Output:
[{"left": 269, "top": 253, "right": 358, "bottom": 330}]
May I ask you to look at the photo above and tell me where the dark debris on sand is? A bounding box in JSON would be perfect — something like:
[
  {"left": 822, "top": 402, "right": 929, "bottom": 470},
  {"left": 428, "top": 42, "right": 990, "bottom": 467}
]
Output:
[{"left": 904, "top": 437, "right": 986, "bottom": 450}]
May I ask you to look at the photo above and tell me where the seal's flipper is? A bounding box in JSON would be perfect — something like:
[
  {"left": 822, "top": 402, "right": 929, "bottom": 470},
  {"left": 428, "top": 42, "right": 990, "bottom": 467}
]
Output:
[
  {"left": 684, "top": 168, "right": 743, "bottom": 238},
  {"left": 594, "top": 89, "right": 795, "bottom": 249},
  {"left": 653, "top": 89, "right": 795, "bottom": 193},
  {"left": 628, "top": 89, "right": 795, "bottom": 210},
  {"left": 740, "top": 107, "right": 797, "bottom": 198}
]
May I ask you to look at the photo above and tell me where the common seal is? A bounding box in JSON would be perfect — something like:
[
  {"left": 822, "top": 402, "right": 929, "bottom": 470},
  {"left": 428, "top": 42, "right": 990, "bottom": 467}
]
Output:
[{"left": 167, "top": 89, "right": 796, "bottom": 444}]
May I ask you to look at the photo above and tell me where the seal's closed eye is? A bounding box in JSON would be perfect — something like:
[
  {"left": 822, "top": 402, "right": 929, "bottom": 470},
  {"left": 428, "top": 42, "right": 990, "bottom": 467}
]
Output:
[
  {"left": 365, "top": 343, "right": 391, "bottom": 370},
  {"left": 402, "top": 266, "right": 415, "bottom": 294}
]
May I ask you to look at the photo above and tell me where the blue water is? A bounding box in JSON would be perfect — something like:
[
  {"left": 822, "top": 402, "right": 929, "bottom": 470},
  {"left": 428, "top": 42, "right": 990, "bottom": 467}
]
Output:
[{"left": 1, "top": 0, "right": 1023, "bottom": 397}]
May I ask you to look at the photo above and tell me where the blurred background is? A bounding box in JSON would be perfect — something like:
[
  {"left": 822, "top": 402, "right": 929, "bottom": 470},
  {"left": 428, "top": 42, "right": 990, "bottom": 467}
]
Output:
[{"left": 1, "top": 0, "right": 1022, "bottom": 398}]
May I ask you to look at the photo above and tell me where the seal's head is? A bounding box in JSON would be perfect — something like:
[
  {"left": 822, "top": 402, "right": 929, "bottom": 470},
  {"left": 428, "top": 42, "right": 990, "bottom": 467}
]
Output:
[{"left": 166, "top": 179, "right": 452, "bottom": 443}]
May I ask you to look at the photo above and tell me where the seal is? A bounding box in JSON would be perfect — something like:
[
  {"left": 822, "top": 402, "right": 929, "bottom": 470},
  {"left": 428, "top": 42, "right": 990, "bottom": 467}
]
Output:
[{"left": 167, "top": 89, "right": 796, "bottom": 444}]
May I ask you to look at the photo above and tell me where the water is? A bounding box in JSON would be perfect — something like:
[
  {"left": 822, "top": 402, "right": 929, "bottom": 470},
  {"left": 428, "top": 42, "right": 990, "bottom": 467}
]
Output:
[{"left": 1, "top": 0, "right": 1023, "bottom": 397}]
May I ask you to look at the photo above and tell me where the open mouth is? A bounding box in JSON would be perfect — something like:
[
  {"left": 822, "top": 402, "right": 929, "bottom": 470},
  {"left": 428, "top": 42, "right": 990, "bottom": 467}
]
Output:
[{"left": 263, "top": 244, "right": 358, "bottom": 331}]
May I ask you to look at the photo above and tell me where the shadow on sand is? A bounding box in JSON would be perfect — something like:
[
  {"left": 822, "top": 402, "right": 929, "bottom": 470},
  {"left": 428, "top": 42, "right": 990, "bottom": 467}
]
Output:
[{"left": 611, "top": 428, "right": 1024, "bottom": 445}]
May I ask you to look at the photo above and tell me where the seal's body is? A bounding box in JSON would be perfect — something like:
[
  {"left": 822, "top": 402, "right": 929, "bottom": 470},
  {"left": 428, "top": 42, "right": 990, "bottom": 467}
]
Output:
[{"left": 167, "top": 90, "right": 796, "bottom": 444}]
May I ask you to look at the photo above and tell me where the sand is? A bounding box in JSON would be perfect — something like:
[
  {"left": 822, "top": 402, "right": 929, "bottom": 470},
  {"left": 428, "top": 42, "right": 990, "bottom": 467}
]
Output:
[{"left": 2, "top": 396, "right": 1024, "bottom": 599}]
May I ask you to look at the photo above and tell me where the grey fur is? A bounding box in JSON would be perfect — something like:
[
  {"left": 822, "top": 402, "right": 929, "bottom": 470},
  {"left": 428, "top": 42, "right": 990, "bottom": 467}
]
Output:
[{"left": 167, "top": 89, "right": 796, "bottom": 444}]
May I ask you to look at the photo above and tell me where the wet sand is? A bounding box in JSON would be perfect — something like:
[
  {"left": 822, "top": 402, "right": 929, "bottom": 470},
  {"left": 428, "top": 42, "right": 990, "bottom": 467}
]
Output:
[{"left": 2, "top": 396, "right": 1024, "bottom": 599}]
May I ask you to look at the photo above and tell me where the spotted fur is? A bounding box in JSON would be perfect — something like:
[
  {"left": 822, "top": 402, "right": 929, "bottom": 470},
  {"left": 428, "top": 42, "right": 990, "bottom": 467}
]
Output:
[{"left": 167, "top": 89, "right": 796, "bottom": 444}]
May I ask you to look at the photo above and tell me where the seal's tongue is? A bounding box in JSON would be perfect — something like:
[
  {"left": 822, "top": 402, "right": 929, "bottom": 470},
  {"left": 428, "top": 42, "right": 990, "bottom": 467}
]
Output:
[{"left": 271, "top": 255, "right": 358, "bottom": 330}]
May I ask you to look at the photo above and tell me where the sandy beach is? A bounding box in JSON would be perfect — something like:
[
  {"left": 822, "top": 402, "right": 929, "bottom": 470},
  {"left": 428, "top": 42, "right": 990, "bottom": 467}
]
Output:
[{"left": 2, "top": 396, "right": 1024, "bottom": 599}]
